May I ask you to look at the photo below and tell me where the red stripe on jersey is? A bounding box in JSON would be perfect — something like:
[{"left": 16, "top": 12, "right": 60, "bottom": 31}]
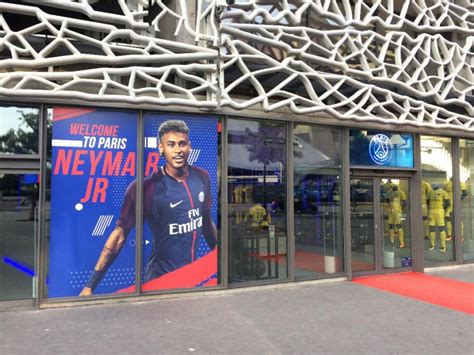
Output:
[
  {"left": 182, "top": 179, "right": 197, "bottom": 262},
  {"left": 116, "top": 249, "right": 217, "bottom": 292}
]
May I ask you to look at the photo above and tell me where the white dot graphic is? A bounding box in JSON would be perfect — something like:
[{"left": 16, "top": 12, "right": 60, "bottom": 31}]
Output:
[{"left": 75, "top": 203, "right": 83, "bottom": 211}]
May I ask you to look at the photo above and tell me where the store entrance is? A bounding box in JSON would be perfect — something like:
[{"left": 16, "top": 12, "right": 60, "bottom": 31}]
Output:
[{"left": 350, "top": 174, "right": 412, "bottom": 276}]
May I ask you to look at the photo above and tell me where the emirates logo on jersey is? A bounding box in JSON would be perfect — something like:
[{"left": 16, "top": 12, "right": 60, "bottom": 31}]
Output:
[
  {"left": 169, "top": 208, "right": 202, "bottom": 236},
  {"left": 199, "top": 191, "right": 204, "bottom": 202}
]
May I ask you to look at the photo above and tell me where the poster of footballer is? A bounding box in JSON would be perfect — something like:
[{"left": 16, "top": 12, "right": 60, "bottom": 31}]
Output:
[
  {"left": 137, "top": 113, "right": 218, "bottom": 292},
  {"left": 48, "top": 108, "right": 218, "bottom": 298}
]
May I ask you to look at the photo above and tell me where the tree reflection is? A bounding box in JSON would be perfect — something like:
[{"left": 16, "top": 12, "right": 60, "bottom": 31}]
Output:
[
  {"left": 0, "top": 109, "right": 51, "bottom": 155},
  {"left": 246, "top": 124, "right": 286, "bottom": 206}
]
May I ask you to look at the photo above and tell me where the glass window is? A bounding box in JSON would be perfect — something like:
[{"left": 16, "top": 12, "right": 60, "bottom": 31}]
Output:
[
  {"left": 460, "top": 139, "right": 474, "bottom": 262},
  {"left": 421, "top": 136, "right": 454, "bottom": 264},
  {"left": 350, "top": 130, "right": 414, "bottom": 168},
  {"left": 294, "top": 124, "right": 343, "bottom": 278},
  {"left": 142, "top": 113, "right": 221, "bottom": 291},
  {"left": 46, "top": 107, "right": 137, "bottom": 298},
  {"left": 0, "top": 174, "right": 39, "bottom": 301},
  {"left": 228, "top": 119, "right": 287, "bottom": 283},
  {"left": 0, "top": 106, "right": 39, "bottom": 155}
]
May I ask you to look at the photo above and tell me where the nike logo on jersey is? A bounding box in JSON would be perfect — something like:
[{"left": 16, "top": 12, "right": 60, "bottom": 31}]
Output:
[{"left": 170, "top": 200, "right": 183, "bottom": 208}]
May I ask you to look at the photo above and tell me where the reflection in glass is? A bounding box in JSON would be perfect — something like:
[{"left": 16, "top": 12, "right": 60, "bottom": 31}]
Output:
[
  {"left": 228, "top": 119, "right": 287, "bottom": 283},
  {"left": 421, "top": 136, "right": 454, "bottom": 264},
  {"left": 0, "top": 106, "right": 39, "bottom": 154},
  {"left": 294, "top": 125, "right": 343, "bottom": 278},
  {"left": 460, "top": 139, "right": 474, "bottom": 262},
  {"left": 350, "top": 178, "right": 375, "bottom": 272},
  {"left": 0, "top": 174, "right": 39, "bottom": 301}
]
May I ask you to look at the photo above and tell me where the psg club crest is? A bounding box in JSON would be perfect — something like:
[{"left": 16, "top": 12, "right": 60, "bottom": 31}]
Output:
[{"left": 369, "top": 134, "right": 393, "bottom": 165}]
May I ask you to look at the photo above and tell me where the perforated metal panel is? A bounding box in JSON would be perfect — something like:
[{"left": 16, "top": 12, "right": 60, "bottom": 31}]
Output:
[{"left": 0, "top": 1, "right": 472, "bottom": 131}]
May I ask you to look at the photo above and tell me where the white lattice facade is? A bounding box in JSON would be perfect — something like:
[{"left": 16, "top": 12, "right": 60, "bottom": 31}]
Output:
[{"left": 0, "top": 0, "right": 473, "bottom": 131}]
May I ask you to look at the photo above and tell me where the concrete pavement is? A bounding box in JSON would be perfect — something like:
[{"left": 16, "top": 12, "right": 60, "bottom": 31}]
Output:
[
  {"left": 1, "top": 265, "right": 473, "bottom": 354},
  {"left": 426, "top": 264, "right": 474, "bottom": 283}
]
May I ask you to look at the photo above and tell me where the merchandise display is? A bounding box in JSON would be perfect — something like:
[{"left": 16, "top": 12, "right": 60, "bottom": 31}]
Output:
[
  {"left": 442, "top": 179, "right": 468, "bottom": 241},
  {"left": 387, "top": 186, "right": 407, "bottom": 248},
  {"left": 421, "top": 180, "right": 432, "bottom": 239},
  {"left": 427, "top": 185, "right": 450, "bottom": 252}
]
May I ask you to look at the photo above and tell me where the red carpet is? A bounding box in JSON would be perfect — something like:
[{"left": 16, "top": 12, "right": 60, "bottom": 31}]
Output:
[{"left": 353, "top": 272, "right": 474, "bottom": 315}]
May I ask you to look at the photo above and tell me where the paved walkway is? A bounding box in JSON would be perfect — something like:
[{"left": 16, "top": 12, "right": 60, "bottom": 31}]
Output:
[{"left": 1, "top": 265, "right": 473, "bottom": 354}]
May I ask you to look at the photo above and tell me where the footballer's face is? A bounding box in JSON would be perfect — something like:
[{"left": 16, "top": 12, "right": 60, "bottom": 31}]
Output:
[{"left": 159, "top": 131, "right": 191, "bottom": 171}]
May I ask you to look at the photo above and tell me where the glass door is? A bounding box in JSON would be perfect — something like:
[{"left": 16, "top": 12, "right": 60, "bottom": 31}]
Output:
[
  {"left": 351, "top": 177, "right": 412, "bottom": 275},
  {"left": 350, "top": 178, "right": 376, "bottom": 272},
  {"left": 0, "top": 173, "right": 39, "bottom": 301},
  {"left": 380, "top": 178, "right": 411, "bottom": 270}
]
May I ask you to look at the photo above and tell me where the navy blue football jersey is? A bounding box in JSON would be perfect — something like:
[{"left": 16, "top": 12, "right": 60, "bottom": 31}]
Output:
[{"left": 118, "top": 166, "right": 215, "bottom": 281}]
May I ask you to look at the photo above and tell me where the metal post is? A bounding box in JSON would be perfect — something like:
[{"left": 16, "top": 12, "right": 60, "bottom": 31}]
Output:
[
  {"left": 135, "top": 110, "right": 144, "bottom": 295},
  {"left": 221, "top": 116, "right": 229, "bottom": 287},
  {"left": 342, "top": 127, "right": 352, "bottom": 280},
  {"left": 452, "top": 138, "right": 463, "bottom": 263},
  {"left": 287, "top": 122, "right": 295, "bottom": 281},
  {"left": 411, "top": 134, "right": 424, "bottom": 272},
  {"left": 36, "top": 104, "right": 47, "bottom": 309}
]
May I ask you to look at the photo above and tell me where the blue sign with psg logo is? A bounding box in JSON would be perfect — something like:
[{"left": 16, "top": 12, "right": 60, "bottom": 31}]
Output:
[
  {"left": 350, "top": 130, "right": 414, "bottom": 168},
  {"left": 369, "top": 133, "right": 393, "bottom": 165}
]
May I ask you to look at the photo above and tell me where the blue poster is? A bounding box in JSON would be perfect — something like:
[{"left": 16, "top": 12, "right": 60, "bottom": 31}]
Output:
[
  {"left": 49, "top": 108, "right": 137, "bottom": 297},
  {"left": 49, "top": 109, "right": 219, "bottom": 298},
  {"left": 140, "top": 114, "right": 219, "bottom": 291}
]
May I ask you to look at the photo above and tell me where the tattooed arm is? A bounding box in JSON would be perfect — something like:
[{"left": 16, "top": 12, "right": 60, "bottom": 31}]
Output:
[{"left": 79, "top": 226, "right": 130, "bottom": 296}]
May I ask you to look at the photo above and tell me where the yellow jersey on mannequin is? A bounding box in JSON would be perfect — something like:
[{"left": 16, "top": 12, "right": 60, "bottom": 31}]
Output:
[
  {"left": 442, "top": 179, "right": 468, "bottom": 241},
  {"left": 421, "top": 180, "right": 432, "bottom": 239},
  {"left": 381, "top": 179, "right": 397, "bottom": 234},
  {"left": 427, "top": 185, "right": 450, "bottom": 252},
  {"left": 248, "top": 204, "right": 269, "bottom": 228},
  {"left": 232, "top": 184, "right": 244, "bottom": 224},
  {"left": 387, "top": 186, "right": 407, "bottom": 248}
]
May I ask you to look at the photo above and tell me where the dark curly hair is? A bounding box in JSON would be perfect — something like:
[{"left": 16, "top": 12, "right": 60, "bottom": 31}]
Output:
[{"left": 158, "top": 120, "right": 189, "bottom": 142}]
